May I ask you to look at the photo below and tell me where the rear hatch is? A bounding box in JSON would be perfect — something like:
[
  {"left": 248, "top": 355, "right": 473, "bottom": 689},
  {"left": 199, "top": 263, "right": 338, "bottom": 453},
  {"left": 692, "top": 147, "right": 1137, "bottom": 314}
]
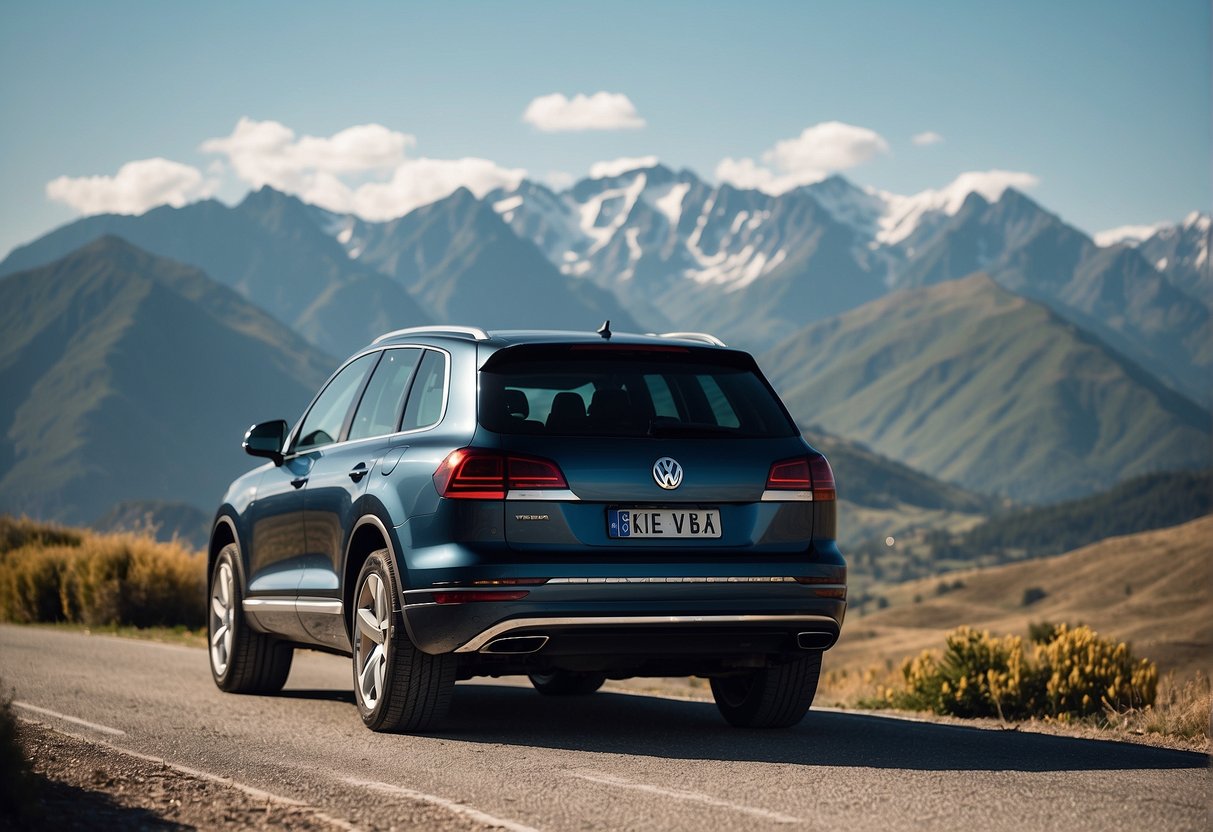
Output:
[{"left": 466, "top": 342, "right": 829, "bottom": 558}]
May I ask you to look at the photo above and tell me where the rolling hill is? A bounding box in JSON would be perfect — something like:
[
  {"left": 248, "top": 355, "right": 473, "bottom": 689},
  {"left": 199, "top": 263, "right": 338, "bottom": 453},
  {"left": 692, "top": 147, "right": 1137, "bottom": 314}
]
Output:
[
  {"left": 764, "top": 274, "right": 1211, "bottom": 502},
  {"left": 830, "top": 515, "right": 1213, "bottom": 684},
  {"left": 0, "top": 236, "right": 336, "bottom": 524}
]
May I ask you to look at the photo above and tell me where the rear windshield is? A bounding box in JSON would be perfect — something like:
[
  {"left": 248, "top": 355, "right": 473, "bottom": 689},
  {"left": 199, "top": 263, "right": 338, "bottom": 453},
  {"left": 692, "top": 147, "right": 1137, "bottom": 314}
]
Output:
[{"left": 479, "top": 347, "right": 796, "bottom": 438}]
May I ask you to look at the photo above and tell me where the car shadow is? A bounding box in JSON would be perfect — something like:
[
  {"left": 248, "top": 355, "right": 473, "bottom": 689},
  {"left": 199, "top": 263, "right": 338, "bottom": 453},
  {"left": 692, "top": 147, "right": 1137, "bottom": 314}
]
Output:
[
  {"left": 276, "top": 688, "right": 357, "bottom": 704},
  {"left": 427, "top": 683, "right": 1206, "bottom": 773}
]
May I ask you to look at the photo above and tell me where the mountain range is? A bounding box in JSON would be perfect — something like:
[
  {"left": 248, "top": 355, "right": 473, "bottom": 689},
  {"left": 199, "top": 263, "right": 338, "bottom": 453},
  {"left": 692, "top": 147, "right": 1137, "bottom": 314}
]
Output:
[
  {"left": 764, "top": 274, "right": 1209, "bottom": 501},
  {"left": 0, "top": 237, "right": 334, "bottom": 523},
  {"left": 0, "top": 162, "right": 1208, "bottom": 528}
]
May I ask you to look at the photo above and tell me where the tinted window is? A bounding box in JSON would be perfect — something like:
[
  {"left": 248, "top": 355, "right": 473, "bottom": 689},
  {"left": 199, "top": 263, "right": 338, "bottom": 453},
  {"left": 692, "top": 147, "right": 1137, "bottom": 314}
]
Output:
[
  {"left": 348, "top": 348, "right": 422, "bottom": 441},
  {"left": 401, "top": 350, "right": 447, "bottom": 431},
  {"left": 293, "top": 353, "right": 377, "bottom": 452},
  {"left": 479, "top": 348, "right": 795, "bottom": 438}
]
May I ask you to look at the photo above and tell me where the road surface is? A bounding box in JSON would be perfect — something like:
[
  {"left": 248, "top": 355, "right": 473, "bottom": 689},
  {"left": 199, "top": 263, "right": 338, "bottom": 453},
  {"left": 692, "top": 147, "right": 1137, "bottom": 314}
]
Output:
[{"left": 1, "top": 625, "right": 1205, "bottom": 831}]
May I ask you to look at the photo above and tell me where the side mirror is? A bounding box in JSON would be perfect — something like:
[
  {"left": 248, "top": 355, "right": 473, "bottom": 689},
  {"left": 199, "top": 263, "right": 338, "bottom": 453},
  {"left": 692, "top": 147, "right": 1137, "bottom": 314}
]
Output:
[{"left": 243, "top": 420, "right": 288, "bottom": 465}]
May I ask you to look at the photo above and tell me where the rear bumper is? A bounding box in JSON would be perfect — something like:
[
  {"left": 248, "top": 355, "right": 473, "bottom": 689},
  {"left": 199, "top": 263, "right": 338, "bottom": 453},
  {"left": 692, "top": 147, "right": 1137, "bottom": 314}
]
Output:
[{"left": 400, "top": 578, "right": 846, "bottom": 656}]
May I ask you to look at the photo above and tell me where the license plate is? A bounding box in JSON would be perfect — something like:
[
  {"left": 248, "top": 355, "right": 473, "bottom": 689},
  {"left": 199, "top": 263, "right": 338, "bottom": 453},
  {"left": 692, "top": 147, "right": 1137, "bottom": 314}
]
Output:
[{"left": 608, "top": 509, "right": 721, "bottom": 539}]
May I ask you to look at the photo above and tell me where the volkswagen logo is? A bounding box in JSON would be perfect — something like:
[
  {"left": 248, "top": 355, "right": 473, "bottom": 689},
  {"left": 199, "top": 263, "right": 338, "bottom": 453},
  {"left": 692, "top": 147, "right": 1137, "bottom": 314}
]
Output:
[{"left": 652, "top": 457, "right": 684, "bottom": 490}]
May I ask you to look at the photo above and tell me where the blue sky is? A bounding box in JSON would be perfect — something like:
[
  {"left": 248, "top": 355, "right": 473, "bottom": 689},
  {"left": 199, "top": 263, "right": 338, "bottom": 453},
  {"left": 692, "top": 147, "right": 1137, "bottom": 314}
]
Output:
[{"left": 1, "top": 0, "right": 1208, "bottom": 257}]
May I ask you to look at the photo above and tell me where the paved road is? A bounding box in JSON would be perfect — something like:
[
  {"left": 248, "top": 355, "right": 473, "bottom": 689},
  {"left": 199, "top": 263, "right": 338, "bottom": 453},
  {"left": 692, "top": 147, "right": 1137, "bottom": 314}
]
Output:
[{"left": 1, "top": 625, "right": 1206, "bottom": 831}]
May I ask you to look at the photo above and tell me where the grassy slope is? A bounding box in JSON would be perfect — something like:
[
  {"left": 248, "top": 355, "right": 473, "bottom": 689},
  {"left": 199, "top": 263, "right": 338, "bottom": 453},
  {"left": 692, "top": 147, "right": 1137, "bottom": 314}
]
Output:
[
  {"left": 764, "top": 274, "right": 1211, "bottom": 502},
  {"left": 831, "top": 515, "right": 1212, "bottom": 683},
  {"left": 0, "top": 237, "right": 335, "bottom": 524}
]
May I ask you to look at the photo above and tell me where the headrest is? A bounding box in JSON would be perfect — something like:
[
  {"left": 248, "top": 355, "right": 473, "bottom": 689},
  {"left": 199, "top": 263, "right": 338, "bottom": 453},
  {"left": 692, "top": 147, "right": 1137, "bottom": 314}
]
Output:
[{"left": 503, "top": 389, "right": 529, "bottom": 419}]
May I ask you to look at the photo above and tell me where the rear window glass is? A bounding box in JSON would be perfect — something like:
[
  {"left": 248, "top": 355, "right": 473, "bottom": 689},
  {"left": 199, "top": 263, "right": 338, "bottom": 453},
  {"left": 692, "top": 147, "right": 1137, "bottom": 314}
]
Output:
[{"left": 479, "top": 348, "right": 795, "bottom": 438}]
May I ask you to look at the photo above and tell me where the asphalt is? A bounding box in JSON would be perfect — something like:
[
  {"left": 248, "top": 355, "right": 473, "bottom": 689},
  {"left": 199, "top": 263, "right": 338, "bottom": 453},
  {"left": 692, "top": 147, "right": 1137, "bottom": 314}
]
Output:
[{"left": 1, "top": 625, "right": 1206, "bottom": 831}]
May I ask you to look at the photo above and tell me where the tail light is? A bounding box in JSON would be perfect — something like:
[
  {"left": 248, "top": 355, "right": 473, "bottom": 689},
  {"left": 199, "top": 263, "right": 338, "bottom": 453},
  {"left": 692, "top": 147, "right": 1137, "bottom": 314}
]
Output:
[
  {"left": 433, "top": 448, "right": 568, "bottom": 499},
  {"left": 765, "top": 453, "right": 836, "bottom": 501}
]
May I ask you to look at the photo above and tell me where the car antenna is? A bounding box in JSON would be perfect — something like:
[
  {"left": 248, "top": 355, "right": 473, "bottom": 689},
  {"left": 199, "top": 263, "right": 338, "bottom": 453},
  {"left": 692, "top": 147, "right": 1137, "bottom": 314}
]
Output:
[{"left": 597, "top": 320, "right": 612, "bottom": 340}]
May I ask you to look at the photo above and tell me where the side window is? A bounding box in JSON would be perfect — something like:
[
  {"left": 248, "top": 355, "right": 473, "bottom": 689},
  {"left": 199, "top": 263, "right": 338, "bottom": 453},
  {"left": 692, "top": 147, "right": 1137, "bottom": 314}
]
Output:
[
  {"left": 401, "top": 350, "right": 447, "bottom": 431},
  {"left": 292, "top": 353, "right": 377, "bottom": 453},
  {"left": 348, "top": 348, "right": 422, "bottom": 441}
]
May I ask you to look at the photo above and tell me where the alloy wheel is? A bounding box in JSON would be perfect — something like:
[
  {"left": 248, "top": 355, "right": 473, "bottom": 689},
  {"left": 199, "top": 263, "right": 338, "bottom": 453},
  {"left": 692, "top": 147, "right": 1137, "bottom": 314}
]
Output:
[
  {"left": 209, "top": 561, "right": 235, "bottom": 675},
  {"left": 354, "top": 571, "right": 391, "bottom": 710}
]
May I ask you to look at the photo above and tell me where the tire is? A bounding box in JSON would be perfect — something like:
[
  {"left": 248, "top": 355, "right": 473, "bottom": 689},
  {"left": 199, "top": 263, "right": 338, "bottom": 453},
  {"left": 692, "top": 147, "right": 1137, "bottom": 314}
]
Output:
[
  {"left": 528, "top": 671, "right": 606, "bottom": 696},
  {"left": 352, "top": 550, "right": 456, "bottom": 732},
  {"left": 208, "top": 544, "right": 293, "bottom": 694},
  {"left": 709, "top": 652, "right": 822, "bottom": 728}
]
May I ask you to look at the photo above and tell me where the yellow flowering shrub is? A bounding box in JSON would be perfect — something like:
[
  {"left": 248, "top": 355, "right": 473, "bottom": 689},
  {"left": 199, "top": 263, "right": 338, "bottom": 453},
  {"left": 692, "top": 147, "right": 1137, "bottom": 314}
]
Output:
[{"left": 879, "top": 624, "right": 1157, "bottom": 720}]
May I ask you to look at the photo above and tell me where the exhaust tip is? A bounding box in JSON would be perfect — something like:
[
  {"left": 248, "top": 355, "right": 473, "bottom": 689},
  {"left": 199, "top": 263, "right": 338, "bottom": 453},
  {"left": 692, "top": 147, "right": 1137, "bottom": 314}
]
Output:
[
  {"left": 481, "top": 635, "right": 549, "bottom": 655},
  {"left": 796, "top": 631, "right": 836, "bottom": 651}
]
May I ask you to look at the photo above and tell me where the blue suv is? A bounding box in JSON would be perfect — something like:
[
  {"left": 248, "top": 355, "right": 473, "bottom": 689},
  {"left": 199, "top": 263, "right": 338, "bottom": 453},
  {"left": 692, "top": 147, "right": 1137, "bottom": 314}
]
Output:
[{"left": 208, "top": 326, "right": 846, "bottom": 731}]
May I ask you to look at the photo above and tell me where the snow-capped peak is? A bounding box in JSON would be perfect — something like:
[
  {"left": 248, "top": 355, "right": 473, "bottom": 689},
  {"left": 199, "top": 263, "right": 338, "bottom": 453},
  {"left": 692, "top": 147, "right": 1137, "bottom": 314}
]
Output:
[
  {"left": 1182, "top": 211, "right": 1211, "bottom": 233},
  {"left": 1093, "top": 222, "right": 1169, "bottom": 248},
  {"left": 873, "top": 170, "right": 1040, "bottom": 245}
]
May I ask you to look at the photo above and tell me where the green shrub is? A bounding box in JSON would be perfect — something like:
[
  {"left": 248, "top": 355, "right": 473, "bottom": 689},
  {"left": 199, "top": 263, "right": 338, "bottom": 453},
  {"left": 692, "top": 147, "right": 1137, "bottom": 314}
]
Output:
[
  {"left": 877, "top": 624, "right": 1157, "bottom": 721},
  {"left": 0, "top": 522, "right": 205, "bottom": 628}
]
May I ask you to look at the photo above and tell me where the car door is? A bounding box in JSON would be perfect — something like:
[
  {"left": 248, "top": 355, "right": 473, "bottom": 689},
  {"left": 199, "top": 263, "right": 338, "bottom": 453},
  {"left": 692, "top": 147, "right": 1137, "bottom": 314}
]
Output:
[
  {"left": 298, "top": 347, "right": 422, "bottom": 648},
  {"left": 247, "top": 351, "right": 378, "bottom": 641}
]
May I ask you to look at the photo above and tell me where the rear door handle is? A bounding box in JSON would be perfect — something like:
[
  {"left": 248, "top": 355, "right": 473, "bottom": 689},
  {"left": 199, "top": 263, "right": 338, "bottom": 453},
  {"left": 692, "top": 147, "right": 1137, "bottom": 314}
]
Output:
[
  {"left": 348, "top": 463, "right": 368, "bottom": 483},
  {"left": 290, "top": 477, "right": 308, "bottom": 489}
]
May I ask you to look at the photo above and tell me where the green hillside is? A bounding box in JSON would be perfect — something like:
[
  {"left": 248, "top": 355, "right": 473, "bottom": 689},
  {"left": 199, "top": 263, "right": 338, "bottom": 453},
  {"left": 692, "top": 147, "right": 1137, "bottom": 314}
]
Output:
[
  {"left": 926, "top": 468, "right": 1212, "bottom": 563},
  {"left": 764, "top": 274, "right": 1211, "bottom": 502},
  {"left": 0, "top": 236, "right": 336, "bottom": 524}
]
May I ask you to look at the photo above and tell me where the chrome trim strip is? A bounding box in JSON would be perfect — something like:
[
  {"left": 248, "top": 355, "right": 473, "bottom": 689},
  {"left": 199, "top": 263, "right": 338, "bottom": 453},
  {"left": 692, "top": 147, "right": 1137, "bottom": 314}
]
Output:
[
  {"left": 506, "top": 489, "right": 581, "bottom": 501},
  {"left": 242, "top": 598, "right": 295, "bottom": 611},
  {"left": 454, "top": 613, "right": 838, "bottom": 653},
  {"left": 296, "top": 598, "right": 344, "bottom": 615},
  {"left": 761, "top": 490, "right": 813, "bottom": 502},
  {"left": 242, "top": 597, "right": 343, "bottom": 615}
]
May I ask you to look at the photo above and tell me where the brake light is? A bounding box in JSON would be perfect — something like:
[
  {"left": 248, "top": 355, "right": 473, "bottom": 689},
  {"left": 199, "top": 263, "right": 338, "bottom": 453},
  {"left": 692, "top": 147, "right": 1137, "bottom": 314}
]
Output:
[
  {"left": 809, "top": 454, "right": 836, "bottom": 501},
  {"left": 432, "top": 449, "right": 568, "bottom": 499},
  {"left": 766, "top": 454, "right": 836, "bottom": 501},
  {"left": 767, "top": 458, "right": 811, "bottom": 489}
]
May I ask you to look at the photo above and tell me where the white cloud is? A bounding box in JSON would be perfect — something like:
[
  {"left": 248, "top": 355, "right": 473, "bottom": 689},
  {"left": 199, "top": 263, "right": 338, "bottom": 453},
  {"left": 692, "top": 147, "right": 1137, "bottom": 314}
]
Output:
[
  {"left": 348, "top": 157, "right": 525, "bottom": 221},
  {"left": 46, "top": 157, "right": 210, "bottom": 216},
  {"left": 1093, "top": 222, "right": 1167, "bottom": 247},
  {"left": 588, "top": 156, "right": 660, "bottom": 179},
  {"left": 764, "top": 122, "right": 889, "bottom": 174},
  {"left": 912, "top": 131, "right": 944, "bottom": 146},
  {"left": 523, "top": 92, "right": 646, "bottom": 132},
  {"left": 541, "top": 170, "right": 576, "bottom": 191},
  {"left": 200, "top": 118, "right": 413, "bottom": 193},
  {"left": 195, "top": 117, "right": 523, "bottom": 220},
  {"left": 716, "top": 121, "right": 890, "bottom": 194},
  {"left": 714, "top": 157, "right": 771, "bottom": 190}
]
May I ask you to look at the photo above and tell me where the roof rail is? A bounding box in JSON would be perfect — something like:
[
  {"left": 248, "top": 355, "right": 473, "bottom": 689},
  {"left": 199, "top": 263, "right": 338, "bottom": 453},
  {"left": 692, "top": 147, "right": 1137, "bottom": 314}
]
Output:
[
  {"left": 372, "top": 325, "right": 489, "bottom": 345},
  {"left": 652, "top": 331, "right": 727, "bottom": 347}
]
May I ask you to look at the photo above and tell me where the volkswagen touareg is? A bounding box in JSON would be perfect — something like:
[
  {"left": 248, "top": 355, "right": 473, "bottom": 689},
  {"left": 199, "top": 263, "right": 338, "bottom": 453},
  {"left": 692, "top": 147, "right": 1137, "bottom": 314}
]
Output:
[{"left": 208, "top": 326, "right": 846, "bottom": 732}]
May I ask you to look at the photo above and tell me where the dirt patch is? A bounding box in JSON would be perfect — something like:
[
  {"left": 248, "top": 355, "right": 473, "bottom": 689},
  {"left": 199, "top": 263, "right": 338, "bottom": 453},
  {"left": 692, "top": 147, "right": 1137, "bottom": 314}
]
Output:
[{"left": 11, "top": 721, "right": 352, "bottom": 831}]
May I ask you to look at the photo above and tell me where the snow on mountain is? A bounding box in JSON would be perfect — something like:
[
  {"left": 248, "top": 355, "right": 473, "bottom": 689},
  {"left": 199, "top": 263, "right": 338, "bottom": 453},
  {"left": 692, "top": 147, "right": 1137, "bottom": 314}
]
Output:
[
  {"left": 1093, "top": 222, "right": 1169, "bottom": 248},
  {"left": 1135, "top": 211, "right": 1212, "bottom": 305}
]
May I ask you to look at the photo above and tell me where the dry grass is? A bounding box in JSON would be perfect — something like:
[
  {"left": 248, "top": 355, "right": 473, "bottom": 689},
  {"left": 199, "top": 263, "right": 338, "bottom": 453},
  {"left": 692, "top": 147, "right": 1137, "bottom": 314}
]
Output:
[
  {"left": 0, "top": 517, "right": 205, "bottom": 629},
  {"left": 833, "top": 515, "right": 1212, "bottom": 683}
]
